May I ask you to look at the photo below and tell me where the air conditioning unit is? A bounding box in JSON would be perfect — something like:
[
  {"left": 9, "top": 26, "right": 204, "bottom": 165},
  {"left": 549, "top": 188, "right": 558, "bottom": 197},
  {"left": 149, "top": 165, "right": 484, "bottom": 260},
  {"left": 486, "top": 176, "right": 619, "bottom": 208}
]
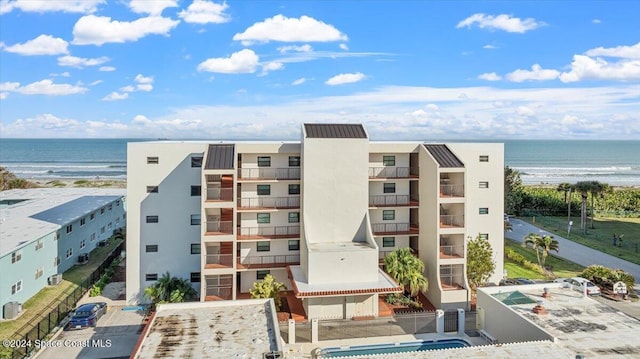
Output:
[
  {"left": 98, "top": 240, "right": 108, "bottom": 247},
  {"left": 263, "top": 352, "right": 282, "bottom": 359},
  {"left": 48, "top": 274, "right": 63, "bottom": 286},
  {"left": 3, "top": 301, "right": 22, "bottom": 320},
  {"left": 78, "top": 253, "right": 90, "bottom": 264}
]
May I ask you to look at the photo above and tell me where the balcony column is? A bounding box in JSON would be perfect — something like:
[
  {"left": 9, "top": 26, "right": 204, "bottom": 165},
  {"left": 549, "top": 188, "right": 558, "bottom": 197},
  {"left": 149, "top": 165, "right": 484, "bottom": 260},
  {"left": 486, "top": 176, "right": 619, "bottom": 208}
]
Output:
[
  {"left": 457, "top": 308, "right": 465, "bottom": 336},
  {"left": 436, "top": 309, "right": 445, "bottom": 335}
]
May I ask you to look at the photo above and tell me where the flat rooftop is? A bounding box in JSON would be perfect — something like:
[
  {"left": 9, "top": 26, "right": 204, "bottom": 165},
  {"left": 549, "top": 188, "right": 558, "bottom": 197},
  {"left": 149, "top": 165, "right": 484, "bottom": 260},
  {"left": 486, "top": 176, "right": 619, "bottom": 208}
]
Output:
[
  {"left": 133, "top": 299, "right": 282, "bottom": 359},
  {"left": 288, "top": 265, "right": 402, "bottom": 297},
  {"left": 0, "top": 188, "right": 125, "bottom": 257}
]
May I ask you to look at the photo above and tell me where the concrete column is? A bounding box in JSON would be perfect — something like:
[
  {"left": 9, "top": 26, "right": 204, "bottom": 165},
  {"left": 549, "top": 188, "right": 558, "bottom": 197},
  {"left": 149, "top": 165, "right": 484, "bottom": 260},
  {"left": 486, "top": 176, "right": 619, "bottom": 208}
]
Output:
[
  {"left": 288, "top": 319, "right": 295, "bottom": 344},
  {"left": 436, "top": 309, "right": 445, "bottom": 335},
  {"left": 311, "top": 318, "right": 318, "bottom": 343},
  {"left": 457, "top": 308, "right": 465, "bottom": 336}
]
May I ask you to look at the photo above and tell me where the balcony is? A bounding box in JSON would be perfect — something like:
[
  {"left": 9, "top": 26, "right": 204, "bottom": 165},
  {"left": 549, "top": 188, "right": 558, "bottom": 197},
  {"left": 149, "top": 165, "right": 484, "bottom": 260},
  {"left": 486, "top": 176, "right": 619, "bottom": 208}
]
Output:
[
  {"left": 439, "top": 215, "right": 464, "bottom": 228},
  {"left": 439, "top": 184, "right": 464, "bottom": 198},
  {"left": 206, "top": 188, "right": 233, "bottom": 202},
  {"left": 238, "top": 225, "right": 300, "bottom": 240},
  {"left": 204, "top": 274, "right": 233, "bottom": 301},
  {"left": 237, "top": 254, "right": 300, "bottom": 269},
  {"left": 204, "top": 221, "right": 233, "bottom": 235},
  {"left": 369, "top": 195, "right": 418, "bottom": 207},
  {"left": 369, "top": 167, "right": 418, "bottom": 179},
  {"left": 439, "top": 245, "right": 464, "bottom": 259},
  {"left": 372, "top": 222, "right": 419, "bottom": 235},
  {"left": 238, "top": 168, "right": 300, "bottom": 180},
  {"left": 440, "top": 275, "right": 465, "bottom": 291},
  {"left": 204, "top": 254, "right": 234, "bottom": 269},
  {"left": 238, "top": 196, "right": 300, "bottom": 210}
]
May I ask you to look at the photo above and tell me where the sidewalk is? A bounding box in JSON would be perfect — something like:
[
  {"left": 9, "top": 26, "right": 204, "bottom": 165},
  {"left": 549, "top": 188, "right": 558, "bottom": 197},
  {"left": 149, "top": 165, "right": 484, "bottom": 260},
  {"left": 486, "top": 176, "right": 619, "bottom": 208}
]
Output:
[{"left": 506, "top": 218, "right": 640, "bottom": 291}]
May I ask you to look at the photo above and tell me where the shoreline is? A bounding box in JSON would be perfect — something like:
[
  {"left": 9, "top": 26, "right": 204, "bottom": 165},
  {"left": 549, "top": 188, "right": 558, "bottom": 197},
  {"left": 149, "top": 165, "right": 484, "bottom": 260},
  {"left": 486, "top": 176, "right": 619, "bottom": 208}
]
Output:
[{"left": 29, "top": 178, "right": 126, "bottom": 189}]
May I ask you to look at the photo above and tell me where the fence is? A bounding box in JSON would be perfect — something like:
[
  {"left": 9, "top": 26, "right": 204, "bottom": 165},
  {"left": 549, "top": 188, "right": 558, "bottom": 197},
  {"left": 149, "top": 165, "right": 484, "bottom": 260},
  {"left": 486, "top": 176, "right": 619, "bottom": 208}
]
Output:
[{"left": 7, "top": 241, "right": 124, "bottom": 359}]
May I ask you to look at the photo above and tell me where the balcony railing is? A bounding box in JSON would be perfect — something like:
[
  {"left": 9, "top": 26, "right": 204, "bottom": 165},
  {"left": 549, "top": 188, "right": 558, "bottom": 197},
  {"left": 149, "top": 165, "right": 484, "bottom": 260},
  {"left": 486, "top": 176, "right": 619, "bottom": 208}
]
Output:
[
  {"left": 439, "top": 215, "right": 464, "bottom": 228},
  {"left": 206, "top": 188, "right": 233, "bottom": 201},
  {"left": 237, "top": 254, "right": 300, "bottom": 269},
  {"left": 372, "top": 222, "right": 419, "bottom": 235},
  {"left": 204, "top": 285, "right": 233, "bottom": 300},
  {"left": 369, "top": 195, "right": 419, "bottom": 207},
  {"left": 238, "top": 196, "right": 300, "bottom": 209},
  {"left": 238, "top": 168, "right": 300, "bottom": 180},
  {"left": 204, "top": 254, "right": 234, "bottom": 268},
  {"left": 369, "top": 167, "right": 417, "bottom": 179},
  {"left": 440, "top": 185, "right": 464, "bottom": 197},
  {"left": 238, "top": 225, "right": 300, "bottom": 239},
  {"left": 379, "top": 248, "right": 419, "bottom": 262},
  {"left": 440, "top": 276, "right": 465, "bottom": 290},
  {"left": 439, "top": 245, "right": 464, "bottom": 259},
  {"left": 205, "top": 221, "right": 233, "bottom": 235}
]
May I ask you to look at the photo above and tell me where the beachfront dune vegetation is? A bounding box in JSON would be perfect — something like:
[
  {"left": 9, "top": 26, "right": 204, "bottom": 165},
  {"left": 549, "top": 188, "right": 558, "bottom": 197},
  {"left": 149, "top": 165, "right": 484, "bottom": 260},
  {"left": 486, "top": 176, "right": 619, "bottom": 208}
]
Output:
[{"left": 0, "top": 167, "right": 38, "bottom": 190}]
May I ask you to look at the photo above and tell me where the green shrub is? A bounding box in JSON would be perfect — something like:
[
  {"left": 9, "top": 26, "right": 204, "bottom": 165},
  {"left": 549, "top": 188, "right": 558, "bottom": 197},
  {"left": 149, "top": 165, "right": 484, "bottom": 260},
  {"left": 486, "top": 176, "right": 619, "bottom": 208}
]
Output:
[
  {"left": 385, "top": 293, "right": 399, "bottom": 305},
  {"left": 89, "top": 285, "right": 102, "bottom": 297}
]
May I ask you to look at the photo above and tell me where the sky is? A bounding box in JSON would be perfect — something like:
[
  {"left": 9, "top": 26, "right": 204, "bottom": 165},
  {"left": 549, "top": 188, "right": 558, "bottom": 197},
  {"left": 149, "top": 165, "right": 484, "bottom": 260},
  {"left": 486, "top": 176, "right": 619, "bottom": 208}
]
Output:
[{"left": 0, "top": 0, "right": 639, "bottom": 140}]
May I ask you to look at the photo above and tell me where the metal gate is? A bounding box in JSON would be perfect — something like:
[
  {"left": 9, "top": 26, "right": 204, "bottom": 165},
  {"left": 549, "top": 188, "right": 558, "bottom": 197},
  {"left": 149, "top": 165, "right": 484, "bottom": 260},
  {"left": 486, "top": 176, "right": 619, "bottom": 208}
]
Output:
[{"left": 444, "top": 310, "right": 458, "bottom": 332}]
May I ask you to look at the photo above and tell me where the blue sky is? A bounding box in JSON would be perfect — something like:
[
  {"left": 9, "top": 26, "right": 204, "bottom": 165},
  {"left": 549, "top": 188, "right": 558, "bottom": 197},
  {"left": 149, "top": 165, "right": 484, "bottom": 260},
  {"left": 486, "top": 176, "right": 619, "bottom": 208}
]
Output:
[{"left": 1, "top": 0, "right": 639, "bottom": 140}]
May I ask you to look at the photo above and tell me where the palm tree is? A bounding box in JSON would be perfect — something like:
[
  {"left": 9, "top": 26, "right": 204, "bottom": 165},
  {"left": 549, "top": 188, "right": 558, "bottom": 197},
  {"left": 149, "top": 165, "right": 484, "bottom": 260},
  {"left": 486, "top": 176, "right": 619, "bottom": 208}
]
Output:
[
  {"left": 384, "top": 248, "right": 428, "bottom": 297},
  {"left": 589, "top": 181, "right": 610, "bottom": 229},
  {"left": 144, "top": 272, "right": 197, "bottom": 304},
  {"left": 523, "top": 233, "right": 559, "bottom": 270},
  {"left": 572, "top": 181, "right": 595, "bottom": 234},
  {"left": 556, "top": 183, "right": 572, "bottom": 203}
]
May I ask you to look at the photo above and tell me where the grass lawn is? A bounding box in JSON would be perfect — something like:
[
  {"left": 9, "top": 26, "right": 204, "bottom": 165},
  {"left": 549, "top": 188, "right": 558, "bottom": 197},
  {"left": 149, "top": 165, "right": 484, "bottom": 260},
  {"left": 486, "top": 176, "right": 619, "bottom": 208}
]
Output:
[
  {"left": 518, "top": 216, "right": 640, "bottom": 265},
  {"left": 63, "top": 237, "right": 123, "bottom": 284},
  {"left": 504, "top": 239, "right": 585, "bottom": 280}
]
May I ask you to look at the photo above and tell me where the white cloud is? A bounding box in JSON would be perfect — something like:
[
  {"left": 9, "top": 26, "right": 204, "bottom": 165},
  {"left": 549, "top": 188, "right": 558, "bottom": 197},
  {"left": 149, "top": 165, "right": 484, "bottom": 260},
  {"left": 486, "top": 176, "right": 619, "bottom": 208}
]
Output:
[
  {"left": 233, "top": 15, "right": 348, "bottom": 45},
  {"left": 1, "top": 34, "right": 68, "bottom": 55},
  {"left": 456, "top": 13, "right": 544, "bottom": 33},
  {"left": 559, "top": 55, "right": 640, "bottom": 82},
  {"left": 260, "top": 62, "right": 284, "bottom": 76},
  {"left": 339, "top": 43, "right": 349, "bottom": 51},
  {"left": 197, "top": 49, "right": 260, "bottom": 74},
  {"left": 134, "top": 74, "right": 154, "bottom": 91},
  {"left": 178, "top": 0, "right": 230, "bottom": 24},
  {"left": 325, "top": 72, "right": 365, "bottom": 86},
  {"left": 0, "top": 0, "right": 104, "bottom": 14},
  {"left": 592, "top": 19, "right": 601, "bottom": 24},
  {"left": 483, "top": 44, "right": 498, "bottom": 49},
  {"left": 426, "top": 104, "right": 439, "bottom": 111},
  {"left": 89, "top": 80, "right": 103, "bottom": 86},
  {"left": 128, "top": 0, "right": 177, "bottom": 16},
  {"left": 120, "top": 85, "right": 135, "bottom": 92},
  {"left": 0, "top": 82, "right": 21, "bottom": 91},
  {"left": 278, "top": 44, "right": 313, "bottom": 54},
  {"left": 292, "top": 77, "right": 306, "bottom": 86},
  {"left": 516, "top": 106, "right": 535, "bottom": 116},
  {"left": 99, "top": 66, "right": 116, "bottom": 72},
  {"left": 102, "top": 91, "right": 128, "bottom": 101},
  {"left": 478, "top": 72, "right": 502, "bottom": 81},
  {"left": 506, "top": 64, "right": 560, "bottom": 82},
  {"left": 57, "top": 55, "right": 109, "bottom": 68},
  {"left": 1, "top": 79, "right": 87, "bottom": 96},
  {"left": 584, "top": 42, "right": 640, "bottom": 59},
  {"left": 72, "top": 15, "right": 180, "bottom": 46},
  {"left": 0, "top": 92, "right": 8, "bottom": 100}
]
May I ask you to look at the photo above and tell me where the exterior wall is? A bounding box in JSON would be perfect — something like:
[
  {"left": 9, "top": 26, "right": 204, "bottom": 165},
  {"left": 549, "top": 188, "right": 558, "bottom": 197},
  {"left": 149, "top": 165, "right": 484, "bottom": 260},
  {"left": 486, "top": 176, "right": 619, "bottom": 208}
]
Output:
[
  {"left": 305, "top": 294, "right": 377, "bottom": 319},
  {"left": 306, "top": 247, "right": 378, "bottom": 284},
  {"left": 127, "top": 142, "right": 207, "bottom": 304}
]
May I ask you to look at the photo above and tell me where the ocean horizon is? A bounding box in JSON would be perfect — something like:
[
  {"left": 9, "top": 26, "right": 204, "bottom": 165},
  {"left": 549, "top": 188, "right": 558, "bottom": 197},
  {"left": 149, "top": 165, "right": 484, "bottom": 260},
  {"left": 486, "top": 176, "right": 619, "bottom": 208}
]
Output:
[{"left": 1, "top": 138, "right": 639, "bottom": 186}]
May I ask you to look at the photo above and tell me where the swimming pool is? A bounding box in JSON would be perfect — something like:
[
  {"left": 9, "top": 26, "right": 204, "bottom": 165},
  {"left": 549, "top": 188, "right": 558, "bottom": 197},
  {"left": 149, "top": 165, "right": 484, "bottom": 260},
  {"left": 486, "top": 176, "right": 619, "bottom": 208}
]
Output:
[{"left": 317, "top": 338, "right": 471, "bottom": 357}]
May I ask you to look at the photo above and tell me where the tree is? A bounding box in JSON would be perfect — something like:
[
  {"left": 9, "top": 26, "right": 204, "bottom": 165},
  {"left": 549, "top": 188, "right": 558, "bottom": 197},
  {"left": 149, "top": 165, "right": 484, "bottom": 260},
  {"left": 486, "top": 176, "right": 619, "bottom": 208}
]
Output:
[
  {"left": 504, "top": 166, "right": 525, "bottom": 216},
  {"left": 523, "top": 233, "right": 559, "bottom": 270},
  {"left": 250, "top": 274, "right": 287, "bottom": 311},
  {"left": 466, "top": 236, "right": 496, "bottom": 290},
  {"left": 589, "top": 182, "right": 610, "bottom": 229},
  {"left": 144, "top": 272, "right": 197, "bottom": 304},
  {"left": 557, "top": 182, "right": 573, "bottom": 223},
  {"left": 384, "top": 248, "right": 428, "bottom": 297},
  {"left": 572, "top": 181, "right": 595, "bottom": 234}
]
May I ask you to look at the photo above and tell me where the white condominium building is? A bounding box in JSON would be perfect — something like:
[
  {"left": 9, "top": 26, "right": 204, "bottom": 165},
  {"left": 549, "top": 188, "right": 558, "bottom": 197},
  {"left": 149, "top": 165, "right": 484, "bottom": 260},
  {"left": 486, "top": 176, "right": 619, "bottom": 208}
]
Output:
[{"left": 126, "top": 123, "right": 504, "bottom": 317}]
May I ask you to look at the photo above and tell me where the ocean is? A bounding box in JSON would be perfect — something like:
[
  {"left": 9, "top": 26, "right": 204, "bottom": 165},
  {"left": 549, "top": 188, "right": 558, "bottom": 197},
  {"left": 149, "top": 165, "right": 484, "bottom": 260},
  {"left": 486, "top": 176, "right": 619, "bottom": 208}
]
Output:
[{"left": 1, "top": 139, "right": 639, "bottom": 186}]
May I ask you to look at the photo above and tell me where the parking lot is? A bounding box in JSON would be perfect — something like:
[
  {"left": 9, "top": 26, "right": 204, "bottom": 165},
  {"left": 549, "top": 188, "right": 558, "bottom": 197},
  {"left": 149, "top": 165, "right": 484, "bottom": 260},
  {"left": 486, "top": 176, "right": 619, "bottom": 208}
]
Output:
[{"left": 34, "top": 305, "right": 145, "bottom": 359}]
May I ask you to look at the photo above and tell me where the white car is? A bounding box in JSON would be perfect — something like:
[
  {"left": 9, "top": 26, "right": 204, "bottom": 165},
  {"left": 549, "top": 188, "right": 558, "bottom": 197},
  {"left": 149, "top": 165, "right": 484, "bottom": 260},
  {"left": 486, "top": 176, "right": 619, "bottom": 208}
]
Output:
[{"left": 556, "top": 277, "right": 601, "bottom": 296}]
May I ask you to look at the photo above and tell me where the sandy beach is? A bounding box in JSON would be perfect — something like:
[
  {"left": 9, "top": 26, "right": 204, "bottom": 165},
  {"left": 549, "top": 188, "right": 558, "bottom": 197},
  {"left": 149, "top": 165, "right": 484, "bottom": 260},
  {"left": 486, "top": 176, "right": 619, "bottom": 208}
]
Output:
[{"left": 31, "top": 178, "right": 127, "bottom": 189}]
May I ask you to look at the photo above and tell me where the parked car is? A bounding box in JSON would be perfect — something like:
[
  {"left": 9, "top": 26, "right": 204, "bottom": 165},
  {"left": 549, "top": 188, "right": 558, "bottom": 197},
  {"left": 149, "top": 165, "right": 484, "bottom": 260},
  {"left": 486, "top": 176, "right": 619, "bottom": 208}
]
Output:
[
  {"left": 556, "top": 277, "right": 601, "bottom": 296},
  {"left": 65, "top": 302, "right": 107, "bottom": 330},
  {"left": 514, "top": 278, "right": 536, "bottom": 285}
]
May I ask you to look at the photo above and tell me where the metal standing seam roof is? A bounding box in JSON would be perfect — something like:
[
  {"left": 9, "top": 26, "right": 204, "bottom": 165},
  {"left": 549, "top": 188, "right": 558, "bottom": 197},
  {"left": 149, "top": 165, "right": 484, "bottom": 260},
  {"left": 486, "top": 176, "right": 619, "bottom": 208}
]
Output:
[
  {"left": 204, "top": 144, "right": 235, "bottom": 169},
  {"left": 304, "top": 123, "right": 368, "bottom": 139},
  {"left": 424, "top": 144, "right": 464, "bottom": 168}
]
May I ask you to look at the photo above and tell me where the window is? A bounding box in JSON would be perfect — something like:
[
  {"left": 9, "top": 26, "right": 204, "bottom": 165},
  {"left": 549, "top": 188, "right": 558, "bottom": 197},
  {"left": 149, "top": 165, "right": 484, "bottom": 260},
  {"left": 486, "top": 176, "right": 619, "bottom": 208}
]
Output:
[
  {"left": 146, "top": 215, "right": 159, "bottom": 223},
  {"left": 479, "top": 155, "right": 489, "bottom": 162},
  {"left": 80, "top": 218, "right": 86, "bottom": 226},
  {"left": 66, "top": 248, "right": 73, "bottom": 259},
  {"left": 382, "top": 237, "right": 395, "bottom": 248},
  {"left": 66, "top": 224, "right": 73, "bottom": 234},
  {"left": 479, "top": 181, "right": 489, "bottom": 189},
  {"left": 383, "top": 155, "right": 396, "bottom": 166},
  {"left": 383, "top": 183, "right": 396, "bottom": 194},
  {"left": 288, "top": 184, "right": 300, "bottom": 195},
  {"left": 11, "top": 280, "right": 22, "bottom": 294},
  {"left": 101, "top": 208, "right": 105, "bottom": 215},
  {"left": 288, "top": 212, "right": 300, "bottom": 223},
  {"left": 11, "top": 251, "right": 22, "bottom": 263},
  {"left": 479, "top": 208, "right": 489, "bottom": 215},
  {"left": 288, "top": 240, "right": 300, "bottom": 251},
  {"left": 90, "top": 233, "right": 96, "bottom": 241},
  {"left": 35, "top": 267, "right": 44, "bottom": 280},
  {"left": 190, "top": 272, "right": 201, "bottom": 283},
  {"left": 53, "top": 256, "right": 60, "bottom": 267},
  {"left": 257, "top": 156, "right": 271, "bottom": 167},
  {"left": 257, "top": 213, "right": 271, "bottom": 224},
  {"left": 116, "top": 217, "right": 120, "bottom": 225},
  {"left": 108, "top": 204, "right": 112, "bottom": 211},
  {"left": 90, "top": 213, "right": 95, "bottom": 221},
  {"left": 55, "top": 231, "right": 60, "bottom": 241},
  {"left": 100, "top": 226, "right": 105, "bottom": 234},
  {"left": 191, "top": 185, "right": 201, "bottom": 196},
  {"left": 146, "top": 273, "right": 158, "bottom": 281},
  {"left": 191, "top": 243, "right": 201, "bottom": 254},
  {"left": 191, "top": 156, "right": 203, "bottom": 167},
  {"left": 108, "top": 222, "right": 113, "bottom": 230},
  {"left": 190, "top": 214, "right": 201, "bottom": 226},
  {"left": 383, "top": 210, "right": 395, "bottom": 220},
  {"left": 80, "top": 240, "right": 86, "bottom": 249},
  {"left": 289, "top": 156, "right": 301, "bottom": 167},
  {"left": 257, "top": 241, "right": 270, "bottom": 252},
  {"left": 116, "top": 200, "right": 120, "bottom": 207},
  {"left": 257, "top": 270, "right": 270, "bottom": 280},
  {"left": 146, "top": 186, "right": 159, "bottom": 193},
  {"left": 257, "top": 185, "right": 271, "bottom": 196},
  {"left": 479, "top": 233, "right": 489, "bottom": 240},
  {"left": 147, "top": 156, "right": 159, "bottom": 164},
  {"left": 35, "top": 239, "right": 43, "bottom": 251},
  {"left": 146, "top": 245, "right": 158, "bottom": 252}
]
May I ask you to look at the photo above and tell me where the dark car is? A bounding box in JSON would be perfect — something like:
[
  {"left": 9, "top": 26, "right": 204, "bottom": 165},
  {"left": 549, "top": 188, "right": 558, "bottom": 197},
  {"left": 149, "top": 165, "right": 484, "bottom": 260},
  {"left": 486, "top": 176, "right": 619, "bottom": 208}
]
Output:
[
  {"left": 515, "top": 278, "right": 536, "bottom": 285},
  {"left": 65, "top": 302, "right": 107, "bottom": 330}
]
